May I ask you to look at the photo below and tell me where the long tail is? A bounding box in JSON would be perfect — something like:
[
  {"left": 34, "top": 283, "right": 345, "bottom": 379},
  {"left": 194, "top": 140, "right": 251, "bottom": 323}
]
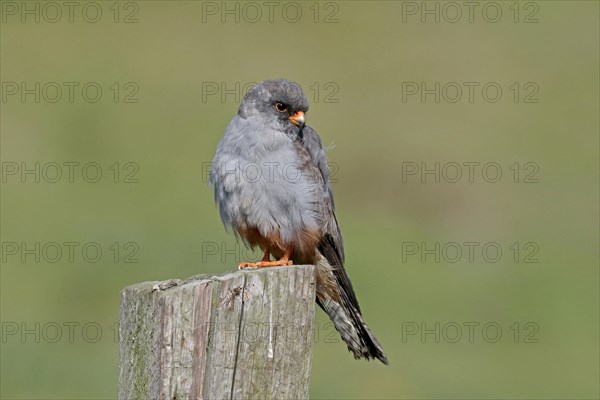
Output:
[{"left": 315, "top": 254, "right": 388, "bottom": 364}]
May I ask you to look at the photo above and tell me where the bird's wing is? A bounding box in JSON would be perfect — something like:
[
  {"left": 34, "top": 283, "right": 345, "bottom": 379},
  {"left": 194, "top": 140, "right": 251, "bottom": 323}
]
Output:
[
  {"left": 299, "top": 126, "right": 364, "bottom": 309},
  {"left": 299, "top": 126, "right": 345, "bottom": 260},
  {"left": 299, "top": 125, "right": 387, "bottom": 363}
]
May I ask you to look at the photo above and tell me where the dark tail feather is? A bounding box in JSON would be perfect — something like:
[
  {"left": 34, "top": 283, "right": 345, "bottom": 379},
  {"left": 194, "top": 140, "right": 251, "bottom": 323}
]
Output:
[
  {"left": 317, "top": 297, "right": 388, "bottom": 364},
  {"left": 315, "top": 255, "right": 388, "bottom": 364}
]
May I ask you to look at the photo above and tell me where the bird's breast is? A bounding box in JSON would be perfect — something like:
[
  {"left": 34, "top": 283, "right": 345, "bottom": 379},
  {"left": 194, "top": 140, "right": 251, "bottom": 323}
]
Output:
[{"left": 211, "top": 124, "right": 323, "bottom": 249}]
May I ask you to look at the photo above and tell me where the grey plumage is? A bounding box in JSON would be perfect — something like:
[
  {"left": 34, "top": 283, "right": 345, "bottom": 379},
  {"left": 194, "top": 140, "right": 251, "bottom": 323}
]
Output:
[{"left": 209, "top": 79, "right": 387, "bottom": 364}]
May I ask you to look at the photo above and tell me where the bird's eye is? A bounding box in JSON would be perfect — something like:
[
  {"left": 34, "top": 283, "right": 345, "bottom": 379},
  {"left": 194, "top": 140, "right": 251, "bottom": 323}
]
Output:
[{"left": 275, "top": 102, "right": 288, "bottom": 112}]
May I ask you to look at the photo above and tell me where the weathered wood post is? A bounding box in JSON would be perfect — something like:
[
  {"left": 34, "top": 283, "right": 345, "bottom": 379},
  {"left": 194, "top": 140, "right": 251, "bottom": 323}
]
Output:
[{"left": 118, "top": 265, "right": 316, "bottom": 400}]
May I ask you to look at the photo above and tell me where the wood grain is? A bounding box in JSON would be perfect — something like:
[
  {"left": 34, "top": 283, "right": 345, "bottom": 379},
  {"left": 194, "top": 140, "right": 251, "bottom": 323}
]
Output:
[{"left": 119, "top": 265, "right": 316, "bottom": 400}]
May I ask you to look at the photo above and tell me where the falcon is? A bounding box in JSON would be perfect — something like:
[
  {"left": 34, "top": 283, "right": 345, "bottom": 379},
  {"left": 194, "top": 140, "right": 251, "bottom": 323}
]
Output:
[{"left": 209, "top": 79, "right": 388, "bottom": 364}]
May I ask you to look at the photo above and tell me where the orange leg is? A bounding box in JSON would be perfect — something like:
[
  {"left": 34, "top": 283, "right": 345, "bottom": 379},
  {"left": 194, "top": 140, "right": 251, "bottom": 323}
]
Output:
[{"left": 239, "top": 247, "right": 293, "bottom": 269}]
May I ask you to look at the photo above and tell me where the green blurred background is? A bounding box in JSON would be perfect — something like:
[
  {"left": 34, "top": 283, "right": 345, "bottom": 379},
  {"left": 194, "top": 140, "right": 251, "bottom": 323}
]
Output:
[{"left": 1, "top": 1, "right": 598, "bottom": 399}]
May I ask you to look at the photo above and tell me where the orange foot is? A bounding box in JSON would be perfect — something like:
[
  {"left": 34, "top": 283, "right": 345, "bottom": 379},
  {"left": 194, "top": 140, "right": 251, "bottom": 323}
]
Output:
[{"left": 238, "top": 249, "right": 293, "bottom": 269}]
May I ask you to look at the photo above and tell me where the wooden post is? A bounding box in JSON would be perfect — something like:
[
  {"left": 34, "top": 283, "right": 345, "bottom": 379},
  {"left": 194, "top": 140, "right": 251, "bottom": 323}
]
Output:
[{"left": 118, "top": 265, "right": 316, "bottom": 400}]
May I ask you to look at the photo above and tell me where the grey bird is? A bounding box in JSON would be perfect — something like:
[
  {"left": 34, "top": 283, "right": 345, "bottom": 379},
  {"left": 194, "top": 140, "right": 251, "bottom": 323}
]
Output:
[{"left": 209, "top": 79, "right": 388, "bottom": 364}]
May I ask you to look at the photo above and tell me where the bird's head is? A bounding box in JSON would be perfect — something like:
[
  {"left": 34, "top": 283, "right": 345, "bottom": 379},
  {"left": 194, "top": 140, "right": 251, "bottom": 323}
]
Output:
[{"left": 238, "top": 79, "right": 309, "bottom": 134}]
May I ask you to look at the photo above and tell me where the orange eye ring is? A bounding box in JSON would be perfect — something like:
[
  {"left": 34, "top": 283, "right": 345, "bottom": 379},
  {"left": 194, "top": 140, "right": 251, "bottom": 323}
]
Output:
[{"left": 275, "top": 102, "right": 288, "bottom": 112}]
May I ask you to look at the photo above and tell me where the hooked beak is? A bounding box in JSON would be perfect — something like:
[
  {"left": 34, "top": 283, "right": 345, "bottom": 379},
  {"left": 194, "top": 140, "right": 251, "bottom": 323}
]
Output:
[{"left": 288, "top": 111, "right": 305, "bottom": 127}]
